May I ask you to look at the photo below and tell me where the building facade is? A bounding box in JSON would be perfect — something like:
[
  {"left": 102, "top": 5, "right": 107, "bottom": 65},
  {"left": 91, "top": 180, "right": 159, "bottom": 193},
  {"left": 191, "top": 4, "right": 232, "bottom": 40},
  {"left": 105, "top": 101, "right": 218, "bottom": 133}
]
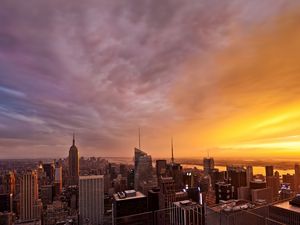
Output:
[{"left": 79, "top": 175, "right": 104, "bottom": 225}]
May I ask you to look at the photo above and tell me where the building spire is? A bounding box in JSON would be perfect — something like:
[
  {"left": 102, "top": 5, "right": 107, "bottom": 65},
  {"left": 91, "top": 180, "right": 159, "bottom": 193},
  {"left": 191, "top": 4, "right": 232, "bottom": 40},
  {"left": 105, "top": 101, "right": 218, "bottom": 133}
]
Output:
[
  {"left": 72, "top": 133, "right": 75, "bottom": 146},
  {"left": 171, "top": 137, "right": 174, "bottom": 164},
  {"left": 138, "top": 128, "right": 141, "bottom": 150}
]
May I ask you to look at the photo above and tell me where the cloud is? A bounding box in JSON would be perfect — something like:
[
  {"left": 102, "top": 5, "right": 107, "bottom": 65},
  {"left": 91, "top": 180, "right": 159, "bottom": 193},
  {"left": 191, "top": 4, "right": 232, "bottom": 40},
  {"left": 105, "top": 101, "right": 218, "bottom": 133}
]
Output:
[
  {"left": 0, "top": 0, "right": 299, "bottom": 158},
  {"left": 170, "top": 8, "right": 300, "bottom": 158}
]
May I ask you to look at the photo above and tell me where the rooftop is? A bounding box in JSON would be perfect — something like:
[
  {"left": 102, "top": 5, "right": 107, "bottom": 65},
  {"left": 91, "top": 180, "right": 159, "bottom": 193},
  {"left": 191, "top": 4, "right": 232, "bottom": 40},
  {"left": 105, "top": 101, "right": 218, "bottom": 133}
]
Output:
[
  {"left": 273, "top": 200, "right": 300, "bottom": 214},
  {"left": 79, "top": 175, "right": 104, "bottom": 180},
  {"left": 113, "top": 190, "right": 146, "bottom": 201}
]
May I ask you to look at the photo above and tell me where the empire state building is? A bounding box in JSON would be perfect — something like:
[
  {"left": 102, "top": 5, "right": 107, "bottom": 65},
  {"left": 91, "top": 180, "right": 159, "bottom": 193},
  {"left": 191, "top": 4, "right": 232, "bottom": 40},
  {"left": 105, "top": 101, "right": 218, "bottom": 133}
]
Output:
[{"left": 69, "top": 134, "right": 79, "bottom": 185}]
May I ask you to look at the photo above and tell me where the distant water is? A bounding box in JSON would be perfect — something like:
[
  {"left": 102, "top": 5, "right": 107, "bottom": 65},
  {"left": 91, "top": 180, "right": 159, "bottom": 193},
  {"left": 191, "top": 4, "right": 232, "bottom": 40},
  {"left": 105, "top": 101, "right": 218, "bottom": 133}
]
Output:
[
  {"left": 105, "top": 157, "right": 295, "bottom": 176},
  {"left": 181, "top": 164, "right": 295, "bottom": 176}
]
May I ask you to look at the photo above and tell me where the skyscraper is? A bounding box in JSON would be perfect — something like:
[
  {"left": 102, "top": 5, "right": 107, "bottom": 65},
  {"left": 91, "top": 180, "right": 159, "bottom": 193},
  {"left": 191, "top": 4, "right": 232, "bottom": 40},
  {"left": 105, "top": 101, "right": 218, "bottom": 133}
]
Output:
[
  {"left": 295, "top": 164, "right": 300, "bottom": 192},
  {"left": 20, "top": 171, "right": 42, "bottom": 222},
  {"left": 54, "top": 163, "right": 63, "bottom": 195},
  {"left": 69, "top": 134, "right": 79, "bottom": 186},
  {"left": 156, "top": 160, "right": 167, "bottom": 179},
  {"left": 134, "top": 148, "right": 153, "bottom": 192},
  {"left": 203, "top": 158, "right": 214, "bottom": 175},
  {"left": 246, "top": 166, "right": 253, "bottom": 187},
  {"left": 265, "top": 165, "right": 274, "bottom": 177},
  {"left": 43, "top": 162, "right": 55, "bottom": 182},
  {"left": 0, "top": 172, "right": 15, "bottom": 196},
  {"left": 166, "top": 139, "right": 183, "bottom": 189},
  {"left": 170, "top": 200, "right": 202, "bottom": 225},
  {"left": 113, "top": 190, "right": 148, "bottom": 225},
  {"left": 227, "top": 166, "right": 247, "bottom": 199},
  {"left": 79, "top": 175, "right": 104, "bottom": 225}
]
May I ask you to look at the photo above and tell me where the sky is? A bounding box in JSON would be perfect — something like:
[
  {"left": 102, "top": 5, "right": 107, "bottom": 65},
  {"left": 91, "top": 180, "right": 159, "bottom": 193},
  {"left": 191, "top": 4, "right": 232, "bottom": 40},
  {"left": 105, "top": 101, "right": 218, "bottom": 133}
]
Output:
[{"left": 1, "top": 0, "right": 300, "bottom": 159}]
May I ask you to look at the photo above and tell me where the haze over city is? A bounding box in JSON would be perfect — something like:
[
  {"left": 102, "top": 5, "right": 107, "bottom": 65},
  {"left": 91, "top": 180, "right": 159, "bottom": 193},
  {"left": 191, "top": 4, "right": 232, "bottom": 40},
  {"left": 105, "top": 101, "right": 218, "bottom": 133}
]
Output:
[{"left": 1, "top": 0, "right": 300, "bottom": 159}]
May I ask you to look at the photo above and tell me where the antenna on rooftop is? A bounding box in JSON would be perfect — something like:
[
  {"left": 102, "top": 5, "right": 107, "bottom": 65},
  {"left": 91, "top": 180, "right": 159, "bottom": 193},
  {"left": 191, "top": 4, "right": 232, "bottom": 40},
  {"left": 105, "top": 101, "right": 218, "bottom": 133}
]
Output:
[{"left": 138, "top": 128, "right": 141, "bottom": 150}]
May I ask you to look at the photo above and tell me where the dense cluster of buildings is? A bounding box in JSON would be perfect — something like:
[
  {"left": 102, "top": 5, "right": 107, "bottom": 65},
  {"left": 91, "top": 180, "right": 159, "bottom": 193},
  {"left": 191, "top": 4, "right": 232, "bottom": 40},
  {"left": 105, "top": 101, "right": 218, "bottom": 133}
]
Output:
[{"left": 1, "top": 136, "right": 300, "bottom": 225}]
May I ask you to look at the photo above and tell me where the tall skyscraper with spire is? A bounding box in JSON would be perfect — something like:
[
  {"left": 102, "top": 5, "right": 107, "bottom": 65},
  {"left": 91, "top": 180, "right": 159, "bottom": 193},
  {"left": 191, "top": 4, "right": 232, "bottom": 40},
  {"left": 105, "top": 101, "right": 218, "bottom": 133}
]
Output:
[
  {"left": 166, "top": 138, "right": 183, "bottom": 190},
  {"left": 171, "top": 137, "right": 174, "bottom": 164},
  {"left": 69, "top": 134, "right": 79, "bottom": 186}
]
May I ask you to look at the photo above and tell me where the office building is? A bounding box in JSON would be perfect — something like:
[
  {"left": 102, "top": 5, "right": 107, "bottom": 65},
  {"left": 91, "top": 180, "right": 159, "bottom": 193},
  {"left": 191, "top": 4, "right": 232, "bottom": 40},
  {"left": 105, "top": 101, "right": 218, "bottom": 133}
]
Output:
[
  {"left": 283, "top": 174, "right": 295, "bottom": 191},
  {"left": 156, "top": 160, "right": 167, "bottom": 179},
  {"left": 166, "top": 163, "right": 183, "bottom": 190},
  {"left": 203, "top": 158, "right": 214, "bottom": 175},
  {"left": 0, "top": 212, "right": 15, "bottom": 225},
  {"left": 20, "top": 171, "right": 42, "bottom": 221},
  {"left": 265, "top": 166, "right": 274, "bottom": 177},
  {"left": 251, "top": 187, "right": 272, "bottom": 204},
  {"left": 0, "top": 172, "right": 16, "bottom": 196},
  {"left": 159, "top": 177, "right": 176, "bottom": 209},
  {"left": 113, "top": 190, "right": 148, "bottom": 225},
  {"left": 266, "top": 176, "right": 280, "bottom": 200},
  {"left": 148, "top": 187, "right": 160, "bottom": 211},
  {"left": 215, "top": 182, "right": 233, "bottom": 204},
  {"left": 246, "top": 166, "right": 253, "bottom": 187},
  {"left": 40, "top": 185, "right": 54, "bottom": 205},
  {"left": 227, "top": 166, "right": 247, "bottom": 199},
  {"left": 54, "top": 164, "right": 63, "bottom": 195},
  {"left": 237, "top": 186, "right": 251, "bottom": 200},
  {"left": 127, "top": 169, "right": 135, "bottom": 190},
  {"left": 69, "top": 134, "right": 79, "bottom": 186},
  {"left": 295, "top": 164, "right": 300, "bottom": 192},
  {"left": 0, "top": 194, "right": 12, "bottom": 212},
  {"left": 134, "top": 148, "right": 153, "bottom": 192},
  {"left": 250, "top": 180, "right": 267, "bottom": 190},
  {"left": 269, "top": 200, "right": 300, "bottom": 225},
  {"left": 170, "top": 200, "right": 202, "bottom": 225},
  {"left": 79, "top": 175, "right": 104, "bottom": 225},
  {"left": 43, "top": 162, "right": 55, "bottom": 182}
]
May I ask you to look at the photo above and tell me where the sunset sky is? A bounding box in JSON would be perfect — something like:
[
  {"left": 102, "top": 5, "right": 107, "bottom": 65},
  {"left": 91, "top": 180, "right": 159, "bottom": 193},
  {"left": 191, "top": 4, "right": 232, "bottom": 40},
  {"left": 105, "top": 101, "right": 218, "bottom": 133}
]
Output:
[{"left": 1, "top": 0, "right": 300, "bottom": 159}]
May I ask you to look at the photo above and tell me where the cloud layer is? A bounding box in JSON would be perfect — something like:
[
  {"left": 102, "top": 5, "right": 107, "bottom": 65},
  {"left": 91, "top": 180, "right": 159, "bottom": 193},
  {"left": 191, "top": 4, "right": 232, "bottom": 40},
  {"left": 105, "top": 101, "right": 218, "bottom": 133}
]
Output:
[{"left": 0, "top": 0, "right": 300, "bottom": 158}]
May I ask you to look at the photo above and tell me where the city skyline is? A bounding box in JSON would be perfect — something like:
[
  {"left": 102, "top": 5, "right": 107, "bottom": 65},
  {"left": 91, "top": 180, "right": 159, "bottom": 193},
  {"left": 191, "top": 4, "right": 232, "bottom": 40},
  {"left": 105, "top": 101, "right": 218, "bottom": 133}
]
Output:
[{"left": 1, "top": 1, "right": 300, "bottom": 159}]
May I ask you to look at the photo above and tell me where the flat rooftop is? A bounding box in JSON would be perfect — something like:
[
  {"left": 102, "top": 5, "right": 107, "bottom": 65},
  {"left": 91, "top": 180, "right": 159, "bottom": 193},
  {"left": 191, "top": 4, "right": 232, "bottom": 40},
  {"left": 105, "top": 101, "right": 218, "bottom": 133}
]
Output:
[
  {"left": 113, "top": 191, "right": 146, "bottom": 201},
  {"left": 273, "top": 201, "right": 300, "bottom": 214},
  {"left": 79, "top": 175, "right": 104, "bottom": 180}
]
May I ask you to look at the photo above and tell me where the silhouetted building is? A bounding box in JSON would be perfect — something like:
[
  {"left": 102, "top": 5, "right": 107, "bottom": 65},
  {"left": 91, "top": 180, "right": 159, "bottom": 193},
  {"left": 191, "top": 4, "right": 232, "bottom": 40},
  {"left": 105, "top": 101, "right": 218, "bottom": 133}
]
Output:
[
  {"left": 40, "top": 185, "right": 54, "bottom": 206},
  {"left": 69, "top": 134, "right": 79, "bottom": 186},
  {"left": 166, "top": 163, "right": 183, "bottom": 190},
  {"left": 215, "top": 182, "right": 233, "bottom": 204},
  {"left": 266, "top": 176, "right": 280, "bottom": 201},
  {"left": 0, "top": 212, "right": 15, "bottom": 225},
  {"left": 54, "top": 164, "right": 62, "bottom": 195},
  {"left": 186, "top": 187, "right": 201, "bottom": 204},
  {"left": 159, "top": 177, "right": 176, "bottom": 209},
  {"left": 227, "top": 166, "right": 247, "bottom": 199},
  {"left": 113, "top": 190, "right": 148, "bottom": 225},
  {"left": 134, "top": 148, "right": 153, "bottom": 192},
  {"left": 43, "top": 162, "right": 55, "bottom": 182},
  {"left": 203, "top": 158, "right": 214, "bottom": 175},
  {"left": 295, "top": 164, "right": 300, "bottom": 193},
  {"left": 156, "top": 160, "right": 167, "bottom": 179},
  {"left": 250, "top": 180, "right": 266, "bottom": 190},
  {"left": 265, "top": 166, "right": 274, "bottom": 177},
  {"left": 127, "top": 169, "right": 135, "bottom": 190},
  {"left": 283, "top": 174, "right": 295, "bottom": 191},
  {"left": 246, "top": 166, "right": 253, "bottom": 187},
  {"left": 0, "top": 194, "right": 12, "bottom": 212},
  {"left": 148, "top": 187, "right": 160, "bottom": 211}
]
